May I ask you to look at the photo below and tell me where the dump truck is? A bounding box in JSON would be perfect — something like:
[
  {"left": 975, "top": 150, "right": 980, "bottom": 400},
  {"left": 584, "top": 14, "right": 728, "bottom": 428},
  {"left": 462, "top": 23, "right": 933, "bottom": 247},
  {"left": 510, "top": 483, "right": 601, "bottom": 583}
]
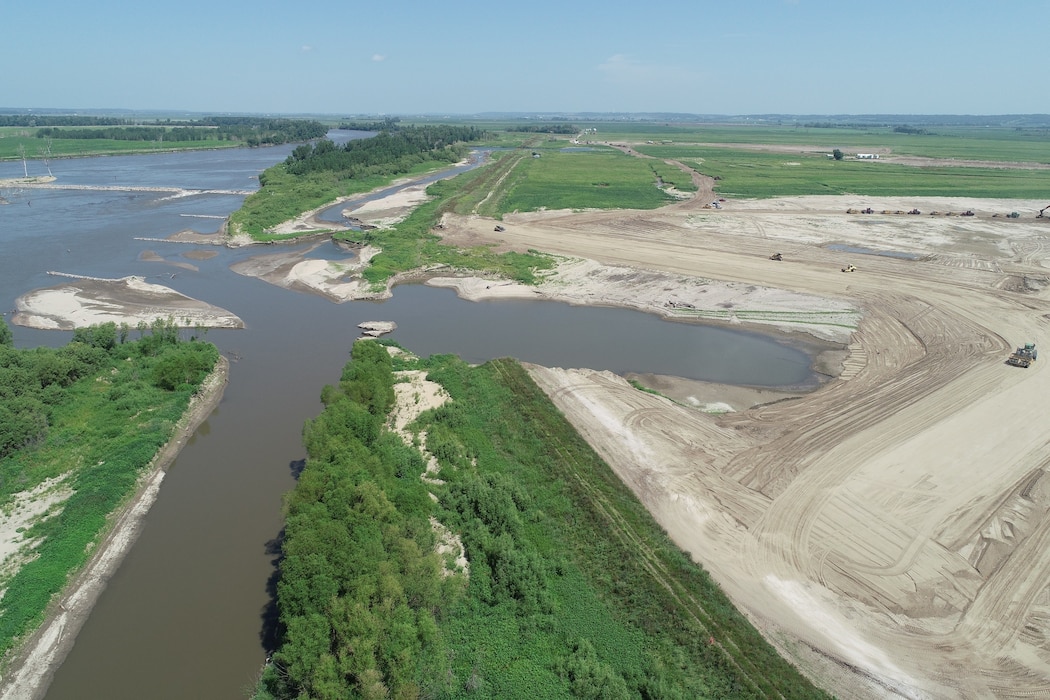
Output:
[{"left": 1006, "top": 342, "right": 1038, "bottom": 368}]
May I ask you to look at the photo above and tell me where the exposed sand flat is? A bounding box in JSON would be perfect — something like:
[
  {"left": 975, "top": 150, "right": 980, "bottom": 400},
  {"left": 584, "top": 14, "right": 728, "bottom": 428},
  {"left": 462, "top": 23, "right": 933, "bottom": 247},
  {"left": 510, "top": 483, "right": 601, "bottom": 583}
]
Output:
[
  {"left": 11, "top": 276, "right": 243, "bottom": 330},
  {"left": 229, "top": 243, "right": 385, "bottom": 302}
]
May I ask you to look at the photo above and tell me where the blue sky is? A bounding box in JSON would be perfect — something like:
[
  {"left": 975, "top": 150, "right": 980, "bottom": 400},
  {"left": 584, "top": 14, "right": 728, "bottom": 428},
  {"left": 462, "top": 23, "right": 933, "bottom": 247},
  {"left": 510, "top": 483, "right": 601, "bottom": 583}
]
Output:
[{"left": 3, "top": 0, "right": 1045, "bottom": 116}]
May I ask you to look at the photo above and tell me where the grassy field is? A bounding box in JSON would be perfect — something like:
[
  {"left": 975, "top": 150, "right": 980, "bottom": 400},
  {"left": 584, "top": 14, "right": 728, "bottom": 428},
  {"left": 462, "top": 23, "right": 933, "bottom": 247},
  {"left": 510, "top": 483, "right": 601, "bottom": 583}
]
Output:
[
  {"left": 439, "top": 122, "right": 1050, "bottom": 202},
  {"left": 632, "top": 146, "right": 1050, "bottom": 199},
  {"left": 570, "top": 123, "right": 1050, "bottom": 163},
  {"left": 495, "top": 148, "right": 683, "bottom": 213},
  {"left": 387, "top": 121, "right": 1050, "bottom": 208}
]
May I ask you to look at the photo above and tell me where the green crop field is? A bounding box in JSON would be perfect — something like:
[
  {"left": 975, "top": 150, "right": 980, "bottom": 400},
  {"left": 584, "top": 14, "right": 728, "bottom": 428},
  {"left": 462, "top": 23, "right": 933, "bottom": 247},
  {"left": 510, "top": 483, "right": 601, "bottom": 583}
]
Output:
[
  {"left": 411, "top": 120, "right": 1050, "bottom": 205},
  {"left": 497, "top": 149, "right": 682, "bottom": 213},
  {"left": 573, "top": 123, "right": 1050, "bottom": 163},
  {"left": 631, "top": 146, "right": 1050, "bottom": 199}
]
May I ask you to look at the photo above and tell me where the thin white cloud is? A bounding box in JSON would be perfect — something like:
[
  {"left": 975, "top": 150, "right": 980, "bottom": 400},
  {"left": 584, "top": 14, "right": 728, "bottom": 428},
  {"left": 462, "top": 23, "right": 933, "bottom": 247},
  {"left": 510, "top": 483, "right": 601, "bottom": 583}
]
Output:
[
  {"left": 597, "top": 54, "right": 703, "bottom": 88},
  {"left": 597, "top": 54, "right": 649, "bottom": 83},
  {"left": 371, "top": 54, "right": 386, "bottom": 62},
  {"left": 300, "top": 45, "right": 313, "bottom": 53}
]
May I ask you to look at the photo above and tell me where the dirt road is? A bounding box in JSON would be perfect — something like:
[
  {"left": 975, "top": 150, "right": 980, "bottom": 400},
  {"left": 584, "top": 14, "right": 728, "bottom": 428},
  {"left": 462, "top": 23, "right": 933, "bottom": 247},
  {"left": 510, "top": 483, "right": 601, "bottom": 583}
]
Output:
[{"left": 439, "top": 194, "right": 1050, "bottom": 698}]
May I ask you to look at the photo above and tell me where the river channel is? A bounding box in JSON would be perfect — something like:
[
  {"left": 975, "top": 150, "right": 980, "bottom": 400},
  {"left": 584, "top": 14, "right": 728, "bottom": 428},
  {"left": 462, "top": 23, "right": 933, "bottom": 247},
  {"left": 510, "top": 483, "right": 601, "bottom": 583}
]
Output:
[{"left": 1, "top": 133, "right": 815, "bottom": 699}]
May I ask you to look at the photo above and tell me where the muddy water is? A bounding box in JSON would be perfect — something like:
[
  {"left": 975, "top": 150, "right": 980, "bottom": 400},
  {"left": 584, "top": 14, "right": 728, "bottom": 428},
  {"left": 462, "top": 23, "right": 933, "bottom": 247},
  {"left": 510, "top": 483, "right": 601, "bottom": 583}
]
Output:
[{"left": 2, "top": 140, "right": 814, "bottom": 699}]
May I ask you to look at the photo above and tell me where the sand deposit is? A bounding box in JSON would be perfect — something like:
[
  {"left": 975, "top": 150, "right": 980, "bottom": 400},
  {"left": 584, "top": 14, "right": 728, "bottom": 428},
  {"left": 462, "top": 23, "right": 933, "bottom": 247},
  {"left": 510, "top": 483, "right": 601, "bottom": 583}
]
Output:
[{"left": 12, "top": 276, "right": 243, "bottom": 331}]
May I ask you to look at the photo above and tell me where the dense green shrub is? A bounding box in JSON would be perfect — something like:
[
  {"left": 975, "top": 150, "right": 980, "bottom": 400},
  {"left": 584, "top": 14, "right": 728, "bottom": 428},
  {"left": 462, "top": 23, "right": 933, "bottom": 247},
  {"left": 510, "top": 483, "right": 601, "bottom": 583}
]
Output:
[
  {"left": 150, "top": 343, "right": 218, "bottom": 391},
  {"left": 0, "top": 317, "right": 11, "bottom": 346}
]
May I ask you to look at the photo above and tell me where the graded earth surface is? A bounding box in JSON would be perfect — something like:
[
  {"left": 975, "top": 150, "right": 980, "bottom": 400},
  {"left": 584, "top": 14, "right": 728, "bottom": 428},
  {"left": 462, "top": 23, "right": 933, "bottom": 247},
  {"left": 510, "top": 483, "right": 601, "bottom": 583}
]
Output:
[{"left": 432, "top": 181, "right": 1050, "bottom": 699}]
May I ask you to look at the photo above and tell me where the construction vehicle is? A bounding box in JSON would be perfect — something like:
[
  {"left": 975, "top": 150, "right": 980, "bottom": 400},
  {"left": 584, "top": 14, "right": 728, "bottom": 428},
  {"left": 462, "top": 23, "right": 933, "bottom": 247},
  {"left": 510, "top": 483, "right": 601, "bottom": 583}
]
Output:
[
  {"left": 961, "top": 210, "right": 975, "bottom": 217},
  {"left": 908, "top": 209, "right": 921, "bottom": 215},
  {"left": 1038, "top": 205, "right": 1050, "bottom": 219},
  {"left": 769, "top": 252, "right": 782, "bottom": 261},
  {"left": 841, "top": 264, "right": 857, "bottom": 273},
  {"left": 1006, "top": 342, "right": 1038, "bottom": 368},
  {"left": 494, "top": 225, "right": 505, "bottom": 232}
]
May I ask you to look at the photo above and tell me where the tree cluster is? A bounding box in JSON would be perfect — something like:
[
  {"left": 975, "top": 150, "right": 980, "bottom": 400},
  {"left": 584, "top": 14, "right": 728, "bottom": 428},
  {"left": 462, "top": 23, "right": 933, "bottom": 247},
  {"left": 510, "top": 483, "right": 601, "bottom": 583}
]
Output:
[
  {"left": 508, "top": 124, "right": 578, "bottom": 134},
  {"left": 0, "top": 318, "right": 214, "bottom": 460},
  {"left": 338, "top": 118, "right": 400, "bottom": 132},
  {"left": 893, "top": 125, "right": 930, "bottom": 135},
  {"left": 262, "top": 340, "right": 449, "bottom": 700},
  {"left": 0, "top": 115, "right": 131, "bottom": 127},
  {"left": 34, "top": 118, "right": 327, "bottom": 146},
  {"left": 283, "top": 125, "right": 484, "bottom": 176}
]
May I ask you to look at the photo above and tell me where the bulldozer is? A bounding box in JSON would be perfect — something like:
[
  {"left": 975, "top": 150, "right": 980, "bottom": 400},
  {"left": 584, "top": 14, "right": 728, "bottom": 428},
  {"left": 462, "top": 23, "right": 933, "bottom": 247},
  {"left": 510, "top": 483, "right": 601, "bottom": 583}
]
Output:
[
  {"left": 1006, "top": 342, "right": 1038, "bottom": 368},
  {"left": 841, "top": 264, "right": 857, "bottom": 273}
]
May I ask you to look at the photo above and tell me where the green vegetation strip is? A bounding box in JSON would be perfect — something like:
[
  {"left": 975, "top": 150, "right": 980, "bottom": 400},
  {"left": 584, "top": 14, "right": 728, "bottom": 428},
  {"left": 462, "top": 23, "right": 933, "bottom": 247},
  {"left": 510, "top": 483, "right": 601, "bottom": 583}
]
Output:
[
  {"left": 232, "top": 125, "right": 482, "bottom": 239},
  {"left": 258, "top": 341, "right": 829, "bottom": 699},
  {"left": 0, "top": 319, "right": 219, "bottom": 658},
  {"left": 498, "top": 149, "right": 679, "bottom": 212}
]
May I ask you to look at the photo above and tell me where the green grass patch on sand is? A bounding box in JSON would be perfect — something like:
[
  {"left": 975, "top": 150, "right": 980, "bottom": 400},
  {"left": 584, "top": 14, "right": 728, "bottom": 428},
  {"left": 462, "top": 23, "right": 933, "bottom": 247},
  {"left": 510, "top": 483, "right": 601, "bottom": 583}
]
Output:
[{"left": 499, "top": 148, "right": 679, "bottom": 212}]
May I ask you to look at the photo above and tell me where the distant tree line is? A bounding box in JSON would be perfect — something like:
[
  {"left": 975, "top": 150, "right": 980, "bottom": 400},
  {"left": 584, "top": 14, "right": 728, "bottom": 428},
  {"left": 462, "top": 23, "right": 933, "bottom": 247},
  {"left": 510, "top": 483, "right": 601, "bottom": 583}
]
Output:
[
  {"left": 338, "top": 118, "right": 400, "bottom": 132},
  {"left": 0, "top": 115, "right": 132, "bottom": 127},
  {"left": 31, "top": 118, "right": 327, "bottom": 146},
  {"left": 893, "top": 125, "right": 930, "bottom": 135},
  {"left": 282, "top": 124, "right": 484, "bottom": 176},
  {"left": 507, "top": 124, "right": 578, "bottom": 134}
]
